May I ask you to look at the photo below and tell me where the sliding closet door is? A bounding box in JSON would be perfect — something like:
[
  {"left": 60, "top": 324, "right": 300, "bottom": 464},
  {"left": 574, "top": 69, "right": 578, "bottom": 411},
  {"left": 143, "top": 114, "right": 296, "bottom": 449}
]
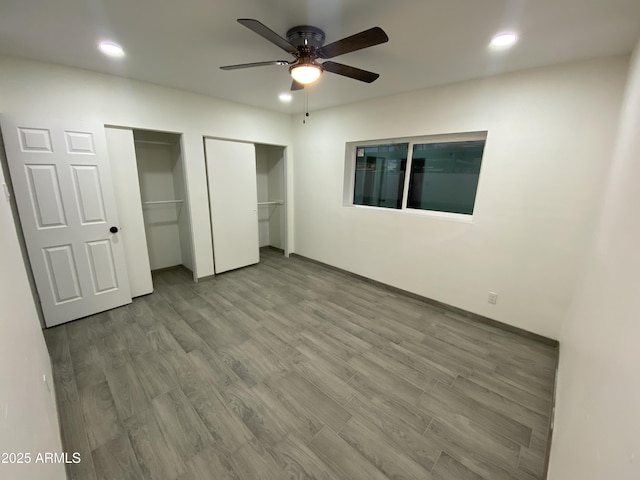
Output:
[{"left": 205, "top": 138, "right": 259, "bottom": 273}]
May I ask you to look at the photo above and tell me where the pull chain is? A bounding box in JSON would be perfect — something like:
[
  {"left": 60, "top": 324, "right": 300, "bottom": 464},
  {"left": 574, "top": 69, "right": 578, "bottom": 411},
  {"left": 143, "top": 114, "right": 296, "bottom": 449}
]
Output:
[{"left": 303, "top": 90, "right": 310, "bottom": 124}]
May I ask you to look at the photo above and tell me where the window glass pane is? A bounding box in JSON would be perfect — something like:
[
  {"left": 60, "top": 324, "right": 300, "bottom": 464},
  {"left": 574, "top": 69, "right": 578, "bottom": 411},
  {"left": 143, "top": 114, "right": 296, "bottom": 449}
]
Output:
[
  {"left": 408, "top": 140, "right": 485, "bottom": 215},
  {"left": 353, "top": 143, "right": 408, "bottom": 209}
]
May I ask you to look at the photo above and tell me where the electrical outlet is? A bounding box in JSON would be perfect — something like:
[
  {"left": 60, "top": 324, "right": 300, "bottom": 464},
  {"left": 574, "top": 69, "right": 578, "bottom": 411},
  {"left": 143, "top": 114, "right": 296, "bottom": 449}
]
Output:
[{"left": 488, "top": 292, "right": 498, "bottom": 304}]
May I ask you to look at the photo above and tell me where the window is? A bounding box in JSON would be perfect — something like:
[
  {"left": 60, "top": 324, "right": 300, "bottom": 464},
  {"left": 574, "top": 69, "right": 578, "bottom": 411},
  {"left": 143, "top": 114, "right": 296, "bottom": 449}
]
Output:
[
  {"left": 348, "top": 132, "right": 486, "bottom": 216},
  {"left": 353, "top": 144, "right": 407, "bottom": 209}
]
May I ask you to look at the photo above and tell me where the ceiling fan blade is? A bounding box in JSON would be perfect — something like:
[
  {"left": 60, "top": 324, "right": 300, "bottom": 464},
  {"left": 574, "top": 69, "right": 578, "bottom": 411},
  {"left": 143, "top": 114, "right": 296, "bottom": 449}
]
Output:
[
  {"left": 317, "top": 27, "right": 388, "bottom": 59},
  {"left": 291, "top": 80, "right": 305, "bottom": 91},
  {"left": 322, "top": 61, "right": 380, "bottom": 83},
  {"left": 237, "top": 19, "right": 298, "bottom": 55},
  {"left": 220, "top": 60, "right": 289, "bottom": 70}
]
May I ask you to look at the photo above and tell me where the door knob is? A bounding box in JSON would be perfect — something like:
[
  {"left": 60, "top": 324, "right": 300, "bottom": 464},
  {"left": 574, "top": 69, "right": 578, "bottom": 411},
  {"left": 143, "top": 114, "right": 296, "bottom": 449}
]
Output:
[{"left": 109, "top": 226, "right": 119, "bottom": 233}]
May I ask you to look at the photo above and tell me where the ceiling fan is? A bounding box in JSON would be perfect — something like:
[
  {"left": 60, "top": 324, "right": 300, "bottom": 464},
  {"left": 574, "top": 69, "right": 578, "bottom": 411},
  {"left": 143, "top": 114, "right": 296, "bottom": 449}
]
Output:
[{"left": 220, "top": 19, "right": 389, "bottom": 90}]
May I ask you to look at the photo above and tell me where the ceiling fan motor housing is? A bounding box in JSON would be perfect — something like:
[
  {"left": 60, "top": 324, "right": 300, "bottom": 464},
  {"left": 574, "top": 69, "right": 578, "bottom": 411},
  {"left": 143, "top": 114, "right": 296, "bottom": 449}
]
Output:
[{"left": 286, "top": 25, "right": 326, "bottom": 50}]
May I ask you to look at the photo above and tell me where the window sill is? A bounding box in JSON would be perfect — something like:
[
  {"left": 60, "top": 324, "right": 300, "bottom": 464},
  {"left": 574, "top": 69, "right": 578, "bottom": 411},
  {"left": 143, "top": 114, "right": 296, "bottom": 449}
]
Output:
[{"left": 348, "top": 204, "right": 474, "bottom": 224}]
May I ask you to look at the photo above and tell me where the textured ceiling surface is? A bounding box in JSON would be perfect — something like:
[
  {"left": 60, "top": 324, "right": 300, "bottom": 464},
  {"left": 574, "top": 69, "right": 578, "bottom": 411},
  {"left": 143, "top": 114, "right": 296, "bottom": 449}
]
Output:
[{"left": 0, "top": 0, "right": 639, "bottom": 113}]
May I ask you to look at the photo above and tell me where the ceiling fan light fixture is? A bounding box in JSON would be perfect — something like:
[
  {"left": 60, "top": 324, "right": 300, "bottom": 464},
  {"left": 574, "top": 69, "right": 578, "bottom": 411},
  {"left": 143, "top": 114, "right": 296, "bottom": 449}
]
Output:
[{"left": 290, "top": 63, "right": 322, "bottom": 85}]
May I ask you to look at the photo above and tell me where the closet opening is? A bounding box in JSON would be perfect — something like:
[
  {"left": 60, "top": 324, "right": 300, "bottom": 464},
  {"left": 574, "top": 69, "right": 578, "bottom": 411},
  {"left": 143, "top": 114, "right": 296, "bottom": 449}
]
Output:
[
  {"left": 204, "top": 138, "right": 288, "bottom": 274},
  {"left": 255, "top": 143, "right": 287, "bottom": 257},
  {"left": 133, "top": 129, "right": 194, "bottom": 279}
]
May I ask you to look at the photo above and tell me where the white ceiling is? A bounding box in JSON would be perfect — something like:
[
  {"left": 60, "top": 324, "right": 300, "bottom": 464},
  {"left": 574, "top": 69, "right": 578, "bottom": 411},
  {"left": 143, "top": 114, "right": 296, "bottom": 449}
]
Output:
[{"left": 0, "top": 0, "right": 639, "bottom": 114}]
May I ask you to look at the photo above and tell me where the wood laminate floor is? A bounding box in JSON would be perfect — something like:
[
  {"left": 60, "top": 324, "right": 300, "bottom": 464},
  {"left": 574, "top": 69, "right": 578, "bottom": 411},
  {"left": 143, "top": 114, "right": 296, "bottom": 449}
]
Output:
[{"left": 44, "top": 249, "right": 558, "bottom": 480}]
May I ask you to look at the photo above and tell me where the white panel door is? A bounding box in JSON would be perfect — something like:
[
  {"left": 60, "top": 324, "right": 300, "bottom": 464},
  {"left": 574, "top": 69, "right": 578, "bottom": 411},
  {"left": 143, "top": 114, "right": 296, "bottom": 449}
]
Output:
[
  {"left": 205, "top": 138, "right": 259, "bottom": 273},
  {"left": 1, "top": 116, "right": 132, "bottom": 327}
]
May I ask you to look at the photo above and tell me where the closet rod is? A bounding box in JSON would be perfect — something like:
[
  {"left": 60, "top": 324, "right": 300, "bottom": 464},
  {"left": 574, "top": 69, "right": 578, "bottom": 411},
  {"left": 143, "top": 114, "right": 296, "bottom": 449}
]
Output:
[
  {"left": 257, "top": 201, "right": 283, "bottom": 206},
  {"left": 135, "top": 140, "right": 177, "bottom": 146},
  {"left": 143, "top": 200, "right": 184, "bottom": 205}
]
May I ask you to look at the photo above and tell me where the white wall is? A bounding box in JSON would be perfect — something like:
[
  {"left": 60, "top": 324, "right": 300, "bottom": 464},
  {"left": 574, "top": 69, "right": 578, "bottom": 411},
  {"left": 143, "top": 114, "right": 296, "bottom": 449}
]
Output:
[
  {"left": 256, "top": 144, "right": 286, "bottom": 249},
  {"left": 548, "top": 42, "right": 640, "bottom": 479},
  {"left": 256, "top": 145, "right": 271, "bottom": 247},
  {"left": 0, "top": 158, "right": 66, "bottom": 479},
  {"left": 292, "top": 56, "right": 628, "bottom": 339},
  {"left": 267, "top": 146, "right": 286, "bottom": 250},
  {"left": 173, "top": 142, "right": 194, "bottom": 271},
  {"left": 136, "top": 141, "right": 184, "bottom": 270},
  {"left": 0, "top": 55, "right": 293, "bottom": 279}
]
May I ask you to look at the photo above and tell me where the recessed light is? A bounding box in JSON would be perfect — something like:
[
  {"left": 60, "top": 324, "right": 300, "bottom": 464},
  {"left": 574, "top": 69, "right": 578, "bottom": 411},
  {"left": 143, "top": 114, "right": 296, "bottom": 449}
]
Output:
[
  {"left": 490, "top": 32, "right": 518, "bottom": 49},
  {"left": 98, "top": 41, "right": 125, "bottom": 57},
  {"left": 279, "top": 93, "right": 293, "bottom": 102}
]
